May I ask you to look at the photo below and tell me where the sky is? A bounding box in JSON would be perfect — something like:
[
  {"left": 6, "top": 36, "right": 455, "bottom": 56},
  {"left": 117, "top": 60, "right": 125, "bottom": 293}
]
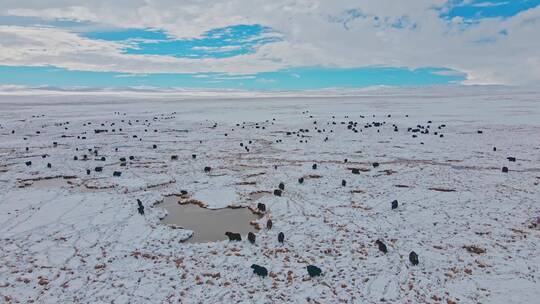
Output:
[{"left": 0, "top": 0, "right": 539, "bottom": 90}]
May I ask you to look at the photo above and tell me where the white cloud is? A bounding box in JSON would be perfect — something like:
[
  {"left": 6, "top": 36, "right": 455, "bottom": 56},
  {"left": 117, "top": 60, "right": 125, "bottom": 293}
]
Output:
[
  {"left": 0, "top": 0, "right": 539, "bottom": 85},
  {"left": 6, "top": 6, "right": 97, "bottom": 21},
  {"left": 470, "top": 2, "right": 509, "bottom": 8},
  {"left": 191, "top": 45, "right": 242, "bottom": 52}
]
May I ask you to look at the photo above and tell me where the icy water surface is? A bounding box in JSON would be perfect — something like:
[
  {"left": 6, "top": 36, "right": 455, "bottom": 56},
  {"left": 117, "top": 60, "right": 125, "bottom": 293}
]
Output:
[
  {"left": 30, "top": 177, "right": 71, "bottom": 188},
  {"left": 18, "top": 177, "right": 76, "bottom": 189},
  {"left": 160, "top": 196, "right": 261, "bottom": 243}
]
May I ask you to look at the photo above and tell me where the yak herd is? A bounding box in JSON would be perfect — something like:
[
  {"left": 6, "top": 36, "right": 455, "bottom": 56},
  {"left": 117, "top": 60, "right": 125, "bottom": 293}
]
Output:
[{"left": 16, "top": 110, "right": 518, "bottom": 281}]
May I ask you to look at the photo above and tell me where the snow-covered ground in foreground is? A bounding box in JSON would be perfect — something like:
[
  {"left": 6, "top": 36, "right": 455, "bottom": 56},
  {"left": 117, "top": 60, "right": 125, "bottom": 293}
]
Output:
[{"left": 0, "top": 87, "right": 539, "bottom": 303}]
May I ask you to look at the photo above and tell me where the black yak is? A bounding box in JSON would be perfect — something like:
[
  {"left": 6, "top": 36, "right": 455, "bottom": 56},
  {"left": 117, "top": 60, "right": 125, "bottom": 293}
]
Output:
[
  {"left": 278, "top": 182, "right": 285, "bottom": 190},
  {"left": 342, "top": 180, "right": 346, "bottom": 187},
  {"left": 137, "top": 199, "right": 144, "bottom": 215},
  {"left": 278, "top": 232, "right": 284, "bottom": 243},
  {"left": 113, "top": 171, "right": 122, "bottom": 177},
  {"left": 502, "top": 166, "right": 509, "bottom": 173},
  {"left": 298, "top": 177, "right": 304, "bottom": 184},
  {"left": 204, "top": 166, "right": 211, "bottom": 172},
  {"left": 375, "top": 240, "right": 388, "bottom": 254},
  {"left": 391, "top": 200, "right": 398, "bottom": 210},
  {"left": 307, "top": 265, "right": 322, "bottom": 277},
  {"left": 266, "top": 219, "right": 273, "bottom": 230},
  {"left": 225, "top": 232, "right": 242, "bottom": 241},
  {"left": 409, "top": 251, "right": 419, "bottom": 266},
  {"left": 251, "top": 264, "right": 268, "bottom": 277},
  {"left": 273, "top": 189, "right": 282, "bottom": 197},
  {"left": 351, "top": 168, "right": 360, "bottom": 174},
  {"left": 248, "top": 232, "right": 256, "bottom": 244},
  {"left": 257, "top": 203, "right": 266, "bottom": 212}
]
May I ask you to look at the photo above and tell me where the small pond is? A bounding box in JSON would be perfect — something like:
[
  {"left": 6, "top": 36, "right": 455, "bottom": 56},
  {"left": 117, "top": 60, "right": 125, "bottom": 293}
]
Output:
[{"left": 160, "top": 195, "right": 261, "bottom": 243}]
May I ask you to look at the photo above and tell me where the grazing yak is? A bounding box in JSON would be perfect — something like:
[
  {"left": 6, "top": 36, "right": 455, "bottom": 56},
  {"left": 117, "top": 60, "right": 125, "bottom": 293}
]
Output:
[
  {"left": 273, "top": 189, "right": 282, "bottom": 197},
  {"left": 409, "top": 251, "right": 419, "bottom": 266},
  {"left": 257, "top": 203, "right": 266, "bottom": 212},
  {"left": 137, "top": 199, "right": 144, "bottom": 215},
  {"left": 502, "top": 166, "right": 509, "bottom": 173},
  {"left": 225, "top": 232, "right": 242, "bottom": 241},
  {"left": 278, "top": 232, "right": 285, "bottom": 243},
  {"left": 298, "top": 177, "right": 304, "bottom": 184},
  {"left": 113, "top": 171, "right": 122, "bottom": 177},
  {"left": 391, "top": 200, "right": 398, "bottom": 210},
  {"left": 251, "top": 264, "right": 268, "bottom": 278},
  {"left": 375, "top": 240, "right": 388, "bottom": 254},
  {"left": 204, "top": 166, "right": 211, "bottom": 173},
  {"left": 342, "top": 180, "right": 346, "bottom": 187},
  {"left": 278, "top": 182, "right": 285, "bottom": 190},
  {"left": 248, "top": 232, "right": 256, "bottom": 244},
  {"left": 266, "top": 219, "right": 273, "bottom": 230},
  {"left": 307, "top": 265, "right": 322, "bottom": 277}
]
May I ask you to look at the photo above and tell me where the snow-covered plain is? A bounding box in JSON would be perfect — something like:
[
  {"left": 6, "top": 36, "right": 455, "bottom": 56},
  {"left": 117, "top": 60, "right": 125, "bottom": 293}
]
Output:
[{"left": 0, "top": 86, "right": 539, "bottom": 303}]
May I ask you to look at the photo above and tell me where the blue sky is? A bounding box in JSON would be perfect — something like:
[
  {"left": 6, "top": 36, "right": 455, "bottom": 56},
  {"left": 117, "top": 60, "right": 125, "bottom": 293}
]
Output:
[
  {"left": 0, "top": 0, "right": 539, "bottom": 89},
  {"left": 440, "top": 0, "right": 540, "bottom": 20},
  {"left": 0, "top": 65, "right": 464, "bottom": 90},
  {"left": 81, "top": 25, "right": 282, "bottom": 59}
]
